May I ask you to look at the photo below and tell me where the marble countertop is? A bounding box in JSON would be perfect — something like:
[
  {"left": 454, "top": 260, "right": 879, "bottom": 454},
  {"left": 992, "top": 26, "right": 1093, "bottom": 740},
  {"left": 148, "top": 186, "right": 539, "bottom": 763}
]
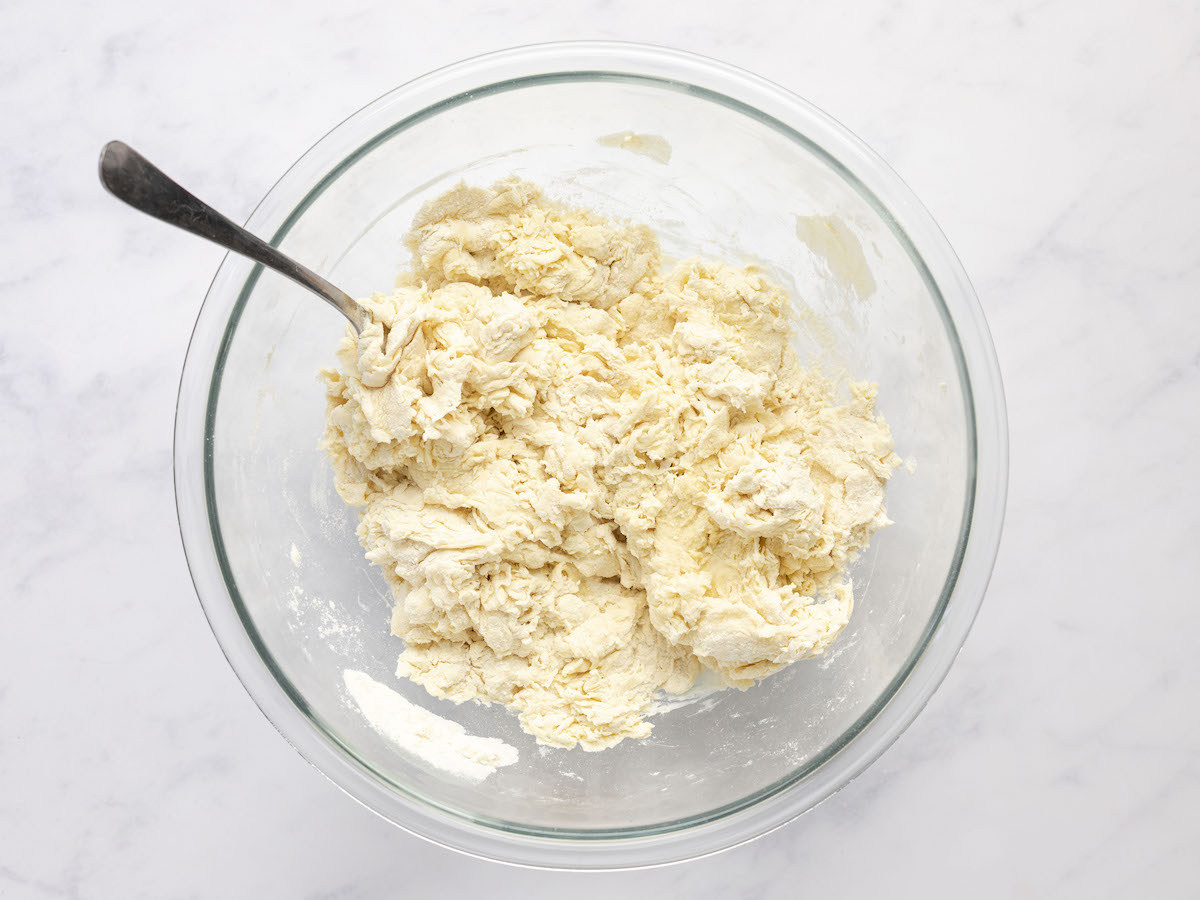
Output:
[{"left": 3, "top": 0, "right": 1197, "bottom": 896}]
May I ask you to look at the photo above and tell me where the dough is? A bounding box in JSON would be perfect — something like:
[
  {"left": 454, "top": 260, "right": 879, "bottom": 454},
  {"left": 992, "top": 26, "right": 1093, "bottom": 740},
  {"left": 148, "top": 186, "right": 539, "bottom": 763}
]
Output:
[{"left": 323, "top": 180, "right": 900, "bottom": 751}]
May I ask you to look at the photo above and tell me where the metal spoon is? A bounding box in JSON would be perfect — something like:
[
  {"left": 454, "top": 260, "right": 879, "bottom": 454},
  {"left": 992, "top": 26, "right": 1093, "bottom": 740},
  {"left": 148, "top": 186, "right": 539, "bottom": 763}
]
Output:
[{"left": 98, "top": 141, "right": 364, "bottom": 331}]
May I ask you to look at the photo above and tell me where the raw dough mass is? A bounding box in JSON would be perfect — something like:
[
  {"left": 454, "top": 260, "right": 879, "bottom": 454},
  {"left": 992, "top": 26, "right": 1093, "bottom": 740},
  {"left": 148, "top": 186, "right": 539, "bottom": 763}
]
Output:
[{"left": 323, "top": 181, "right": 900, "bottom": 751}]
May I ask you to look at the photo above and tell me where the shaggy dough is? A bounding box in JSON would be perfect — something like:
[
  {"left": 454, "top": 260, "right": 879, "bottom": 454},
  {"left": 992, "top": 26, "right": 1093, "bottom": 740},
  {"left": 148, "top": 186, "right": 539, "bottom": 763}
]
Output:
[{"left": 323, "top": 180, "right": 899, "bottom": 751}]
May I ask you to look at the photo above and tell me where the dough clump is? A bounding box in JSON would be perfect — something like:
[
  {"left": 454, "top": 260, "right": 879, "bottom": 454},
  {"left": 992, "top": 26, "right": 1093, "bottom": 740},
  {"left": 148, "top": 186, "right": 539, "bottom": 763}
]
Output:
[{"left": 323, "top": 181, "right": 899, "bottom": 750}]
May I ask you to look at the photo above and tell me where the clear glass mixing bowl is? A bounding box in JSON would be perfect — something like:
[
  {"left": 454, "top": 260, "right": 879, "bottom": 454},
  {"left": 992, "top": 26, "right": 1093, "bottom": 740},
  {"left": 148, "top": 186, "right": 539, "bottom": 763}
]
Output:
[{"left": 175, "top": 42, "right": 1007, "bottom": 868}]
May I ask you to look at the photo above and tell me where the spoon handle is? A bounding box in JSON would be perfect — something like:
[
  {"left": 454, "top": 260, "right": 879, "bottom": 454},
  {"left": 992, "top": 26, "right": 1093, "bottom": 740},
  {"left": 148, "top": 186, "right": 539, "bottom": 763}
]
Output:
[{"left": 99, "top": 141, "right": 363, "bottom": 331}]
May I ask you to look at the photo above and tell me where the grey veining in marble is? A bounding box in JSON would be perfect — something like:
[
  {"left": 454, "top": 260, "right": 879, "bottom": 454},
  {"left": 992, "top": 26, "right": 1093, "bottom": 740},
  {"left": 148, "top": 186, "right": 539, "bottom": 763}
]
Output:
[{"left": 2, "top": 0, "right": 1197, "bottom": 897}]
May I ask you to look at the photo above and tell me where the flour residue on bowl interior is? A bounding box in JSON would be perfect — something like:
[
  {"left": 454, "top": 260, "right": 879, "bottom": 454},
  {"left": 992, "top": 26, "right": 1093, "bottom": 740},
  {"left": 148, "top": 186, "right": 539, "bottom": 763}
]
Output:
[
  {"left": 282, "top": 549, "right": 363, "bottom": 652},
  {"left": 795, "top": 214, "right": 877, "bottom": 300},
  {"left": 343, "top": 669, "right": 518, "bottom": 783},
  {"left": 644, "top": 669, "right": 729, "bottom": 717},
  {"left": 596, "top": 131, "right": 673, "bottom": 164}
]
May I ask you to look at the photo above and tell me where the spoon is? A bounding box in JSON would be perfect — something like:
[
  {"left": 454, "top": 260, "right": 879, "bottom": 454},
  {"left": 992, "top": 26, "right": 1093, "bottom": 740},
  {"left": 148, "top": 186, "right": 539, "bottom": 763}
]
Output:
[{"left": 98, "top": 141, "right": 365, "bottom": 331}]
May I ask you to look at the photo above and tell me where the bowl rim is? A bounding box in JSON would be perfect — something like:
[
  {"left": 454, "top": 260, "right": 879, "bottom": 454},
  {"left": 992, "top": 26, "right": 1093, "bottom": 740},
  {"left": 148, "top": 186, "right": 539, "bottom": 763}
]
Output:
[{"left": 174, "top": 40, "right": 1008, "bottom": 869}]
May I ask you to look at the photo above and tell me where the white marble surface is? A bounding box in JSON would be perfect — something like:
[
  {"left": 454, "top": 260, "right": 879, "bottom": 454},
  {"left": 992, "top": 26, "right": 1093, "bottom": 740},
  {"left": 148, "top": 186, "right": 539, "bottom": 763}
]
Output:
[{"left": 3, "top": 0, "right": 1198, "bottom": 895}]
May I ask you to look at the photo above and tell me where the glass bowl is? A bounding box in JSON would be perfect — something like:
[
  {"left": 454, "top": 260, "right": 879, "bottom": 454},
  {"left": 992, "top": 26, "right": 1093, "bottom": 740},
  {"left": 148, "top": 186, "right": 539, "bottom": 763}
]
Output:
[{"left": 175, "top": 42, "right": 1007, "bottom": 868}]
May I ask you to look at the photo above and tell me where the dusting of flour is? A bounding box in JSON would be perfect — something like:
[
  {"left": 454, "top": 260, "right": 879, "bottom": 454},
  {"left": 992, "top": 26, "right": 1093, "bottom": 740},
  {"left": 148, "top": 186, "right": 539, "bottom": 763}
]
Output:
[
  {"left": 644, "top": 668, "right": 729, "bottom": 717},
  {"left": 343, "top": 669, "right": 518, "bottom": 783}
]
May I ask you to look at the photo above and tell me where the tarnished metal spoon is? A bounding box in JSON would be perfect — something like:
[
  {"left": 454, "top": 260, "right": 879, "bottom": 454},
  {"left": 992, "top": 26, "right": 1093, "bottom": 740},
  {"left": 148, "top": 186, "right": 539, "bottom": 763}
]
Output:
[{"left": 98, "top": 141, "right": 364, "bottom": 331}]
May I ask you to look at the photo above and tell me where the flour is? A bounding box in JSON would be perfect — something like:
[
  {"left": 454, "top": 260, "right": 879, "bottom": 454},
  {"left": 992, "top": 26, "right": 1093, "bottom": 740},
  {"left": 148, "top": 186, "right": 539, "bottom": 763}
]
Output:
[
  {"left": 343, "top": 670, "right": 518, "bottom": 783},
  {"left": 644, "top": 669, "right": 729, "bottom": 717}
]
